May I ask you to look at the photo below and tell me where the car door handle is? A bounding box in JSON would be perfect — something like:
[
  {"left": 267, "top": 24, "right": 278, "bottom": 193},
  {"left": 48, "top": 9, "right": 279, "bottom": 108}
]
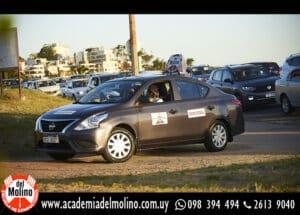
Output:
[
  {"left": 169, "top": 109, "right": 178, "bottom": 114},
  {"left": 207, "top": 105, "right": 215, "bottom": 110}
]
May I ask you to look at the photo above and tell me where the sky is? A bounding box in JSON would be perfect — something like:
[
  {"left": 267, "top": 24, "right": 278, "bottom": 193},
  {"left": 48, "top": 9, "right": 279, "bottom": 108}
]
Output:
[{"left": 11, "top": 14, "right": 300, "bottom": 66}]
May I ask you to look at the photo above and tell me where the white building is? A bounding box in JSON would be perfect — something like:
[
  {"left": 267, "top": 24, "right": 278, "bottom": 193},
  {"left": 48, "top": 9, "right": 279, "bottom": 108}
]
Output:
[
  {"left": 26, "top": 58, "right": 47, "bottom": 66},
  {"left": 25, "top": 64, "right": 45, "bottom": 78},
  {"left": 79, "top": 63, "right": 98, "bottom": 72},
  {"left": 81, "top": 47, "right": 119, "bottom": 72},
  {"left": 75, "top": 51, "right": 89, "bottom": 65}
]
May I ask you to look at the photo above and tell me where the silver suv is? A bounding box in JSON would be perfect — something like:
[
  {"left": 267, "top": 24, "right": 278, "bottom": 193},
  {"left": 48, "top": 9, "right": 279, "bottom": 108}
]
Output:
[{"left": 275, "top": 54, "right": 300, "bottom": 114}]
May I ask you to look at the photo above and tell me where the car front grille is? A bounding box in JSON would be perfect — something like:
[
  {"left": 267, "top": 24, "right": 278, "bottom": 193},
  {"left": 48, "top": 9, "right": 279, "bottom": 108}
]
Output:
[
  {"left": 41, "top": 120, "right": 75, "bottom": 132},
  {"left": 254, "top": 84, "right": 275, "bottom": 93}
]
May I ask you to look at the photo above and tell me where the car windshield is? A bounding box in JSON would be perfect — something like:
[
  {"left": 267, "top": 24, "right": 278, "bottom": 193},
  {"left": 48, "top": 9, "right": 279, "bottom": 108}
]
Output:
[
  {"left": 78, "top": 80, "right": 144, "bottom": 104},
  {"left": 191, "top": 67, "right": 211, "bottom": 75},
  {"left": 37, "top": 81, "right": 56, "bottom": 87},
  {"left": 233, "top": 66, "right": 275, "bottom": 81},
  {"left": 73, "top": 80, "right": 88, "bottom": 88}
]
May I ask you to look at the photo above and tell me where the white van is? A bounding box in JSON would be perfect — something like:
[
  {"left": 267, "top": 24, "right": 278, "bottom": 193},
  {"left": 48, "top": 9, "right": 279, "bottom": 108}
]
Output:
[{"left": 26, "top": 79, "right": 60, "bottom": 96}]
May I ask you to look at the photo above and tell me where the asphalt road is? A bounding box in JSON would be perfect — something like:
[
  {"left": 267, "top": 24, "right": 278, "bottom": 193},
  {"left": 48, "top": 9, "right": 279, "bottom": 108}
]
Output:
[{"left": 1, "top": 104, "right": 300, "bottom": 179}]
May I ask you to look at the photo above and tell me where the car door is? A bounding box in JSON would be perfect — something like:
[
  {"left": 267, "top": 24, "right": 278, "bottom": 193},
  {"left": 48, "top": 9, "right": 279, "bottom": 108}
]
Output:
[
  {"left": 65, "top": 81, "right": 73, "bottom": 97},
  {"left": 288, "top": 70, "right": 300, "bottom": 106},
  {"left": 172, "top": 79, "right": 215, "bottom": 140},
  {"left": 136, "top": 80, "right": 185, "bottom": 147},
  {"left": 209, "top": 69, "right": 223, "bottom": 89},
  {"left": 221, "top": 69, "right": 235, "bottom": 94}
]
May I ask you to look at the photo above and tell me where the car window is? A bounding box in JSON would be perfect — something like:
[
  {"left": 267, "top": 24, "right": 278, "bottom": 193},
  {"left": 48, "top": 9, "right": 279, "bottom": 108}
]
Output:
[
  {"left": 197, "top": 84, "right": 209, "bottom": 98},
  {"left": 212, "top": 70, "right": 222, "bottom": 81},
  {"left": 222, "top": 70, "right": 232, "bottom": 82},
  {"left": 73, "top": 80, "right": 88, "bottom": 88},
  {"left": 290, "top": 70, "right": 300, "bottom": 82},
  {"left": 91, "top": 77, "right": 99, "bottom": 86},
  {"left": 139, "top": 81, "right": 174, "bottom": 104},
  {"left": 288, "top": 57, "right": 300, "bottom": 66},
  {"left": 175, "top": 80, "right": 204, "bottom": 100},
  {"left": 79, "top": 80, "right": 143, "bottom": 104}
]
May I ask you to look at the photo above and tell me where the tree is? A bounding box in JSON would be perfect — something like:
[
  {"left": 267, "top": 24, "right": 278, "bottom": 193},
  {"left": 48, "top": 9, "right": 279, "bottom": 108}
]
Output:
[
  {"left": 152, "top": 58, "right": 166, "bottom": 71},
  {"left": 37, "top": 46, "right": 56, "bottom": 60},
  {"left": 77, "top": 65, "right": 88, "bottom": 74},
  {"left": 120, "top": 61, "right": 131, "bottom": 71},
  {"left": 186, "top": 58, "right": 194, "bottom": 67}
]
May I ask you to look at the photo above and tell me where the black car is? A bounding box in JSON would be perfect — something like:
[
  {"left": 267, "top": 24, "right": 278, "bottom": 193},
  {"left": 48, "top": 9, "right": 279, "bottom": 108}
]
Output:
[
  {"left": 187, "top": 65, "right": 213, "bottom": 81},
  {"left": 207, "top": 64, "right": 279, "bottom": 108},
  {"left": 248, "top": 62, "right": 280, "bottom": 76},
  {"left": 35, "top": 75, "right": 244, "bottom": 163}
]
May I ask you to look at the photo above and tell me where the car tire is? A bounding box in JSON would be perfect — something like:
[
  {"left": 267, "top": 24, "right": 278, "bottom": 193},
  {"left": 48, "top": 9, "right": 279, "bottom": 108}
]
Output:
[
  {"left": 281, "top": 95, "right": 293, "bottom": 114},
  {"left": 204, "top": 121, "right": 229, "bottom": 152},
  {"left": 72, "top": 94, "right": 76, "bottom": 100},
  {"left": 102, "top": 128, "right": 136, "bottom": 163},
  {"left": 47, "top": 153, "right": 74, "bottom": 161}
]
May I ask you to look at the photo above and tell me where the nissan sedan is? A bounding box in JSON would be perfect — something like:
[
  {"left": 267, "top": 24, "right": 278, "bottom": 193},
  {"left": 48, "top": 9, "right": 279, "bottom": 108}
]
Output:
[{"left": 35, "top": 75, "right": 244, "bottom": 163}]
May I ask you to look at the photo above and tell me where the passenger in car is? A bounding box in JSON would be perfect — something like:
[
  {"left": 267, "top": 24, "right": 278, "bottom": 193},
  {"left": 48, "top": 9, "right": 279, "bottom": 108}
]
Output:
[{"left": 148, "top": 84, "right": 164, "bottom": 103}]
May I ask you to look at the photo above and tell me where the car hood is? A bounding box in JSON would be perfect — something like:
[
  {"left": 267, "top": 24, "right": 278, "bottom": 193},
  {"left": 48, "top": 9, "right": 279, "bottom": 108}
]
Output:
[
  {"left": 38, "top": 85, "right": 60, "bottom": 92},
  {"left": 240, "top": 76, "right": 279, "bottom": 87},
  {"left": 42, "top": 103, "right": 119, "bottom": 119}
]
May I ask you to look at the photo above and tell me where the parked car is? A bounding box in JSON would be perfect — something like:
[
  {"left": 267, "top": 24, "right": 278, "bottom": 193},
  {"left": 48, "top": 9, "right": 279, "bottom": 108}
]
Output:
[
  {"left": 35, "top": 75, "right": 244, "bottom": 163},
  {"left": 248, "top": 62, "right": 280, "bottom": 76},
  {"left": 61, "top": 78, "right": 89, "bottom": 100},
  {"left": 207, "top": 64, "right": 279, "bottom": 109},
  {"left": 53, "top": 77, "right": 67, "bottom": 88},
  {"left": 281, "top": 53, "right": 300, "bottom": 76},
  {"left": 69, "top": 74, "right": 86, "bottom": 80},
  {"left": 2, "top": 79, "right": 20, "bottom": 88},
  {"left": 87, "top": 73, "right": 119, "bottom": 90},
  {"left": 187, "top": 65, "right": 213, "bottom": 81},
  {"left": 25, "top": 79, "right": 60, "bottom": 96},
  {"left": 276, "top": 69, "right": 300, "bottom": 114}
]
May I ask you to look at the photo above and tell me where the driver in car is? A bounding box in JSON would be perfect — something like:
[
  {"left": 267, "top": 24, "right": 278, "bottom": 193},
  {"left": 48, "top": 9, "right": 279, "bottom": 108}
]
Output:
[{"left": 148, "top": 85, "right": 163, "bottom": 103}]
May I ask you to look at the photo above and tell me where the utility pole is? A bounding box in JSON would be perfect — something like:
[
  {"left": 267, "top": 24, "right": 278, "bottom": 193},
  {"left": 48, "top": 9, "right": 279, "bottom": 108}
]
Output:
[{"left": 129, "top": 14, "right": 139, "bottom": 76}]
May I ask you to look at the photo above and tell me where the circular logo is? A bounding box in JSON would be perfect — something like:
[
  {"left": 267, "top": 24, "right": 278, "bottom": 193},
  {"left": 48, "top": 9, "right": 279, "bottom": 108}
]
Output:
[{"left": 1, "top": 175, "right": 39, "bottom": 213}]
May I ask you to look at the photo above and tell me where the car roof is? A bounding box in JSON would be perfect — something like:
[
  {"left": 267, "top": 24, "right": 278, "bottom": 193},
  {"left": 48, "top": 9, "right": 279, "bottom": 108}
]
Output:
[
  {"left": 223, "top": 64, "right": 256, "bottom": 70},
  {"left": 90, "top": 73, "right": 119, "bottom": 78},
  {"left": 248, "top": 62, "right": 278, "bottom": 65},
  {"left": 68, "top": 78, "right": 88, "bottom": 82},
  {"left": 110, "top": 74, "right": 206, "bottom": 84},
  {"left": 286, "top": 53, "right": 300, "bottom": 61}
]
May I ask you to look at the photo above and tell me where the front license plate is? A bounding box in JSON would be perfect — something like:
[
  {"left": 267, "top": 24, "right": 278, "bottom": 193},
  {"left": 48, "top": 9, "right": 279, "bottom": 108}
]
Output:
[
  {"left": 266, "top": 92, "right": 275, "bottom": 98},
  {"left": 43, "top": 135, "right": 59, "bottom": 143}
]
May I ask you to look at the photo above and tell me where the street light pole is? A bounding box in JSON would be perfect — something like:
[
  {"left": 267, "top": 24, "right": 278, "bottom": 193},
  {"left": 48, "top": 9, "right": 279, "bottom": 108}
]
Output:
[{"left": 128, "top": 14, "right": 139, "bottom": 76}]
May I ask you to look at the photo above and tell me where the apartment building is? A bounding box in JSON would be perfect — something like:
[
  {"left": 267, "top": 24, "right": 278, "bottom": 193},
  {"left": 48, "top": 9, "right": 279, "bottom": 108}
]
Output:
[{"left": 25, "top": 64, "right": 45, "bottom": 78}]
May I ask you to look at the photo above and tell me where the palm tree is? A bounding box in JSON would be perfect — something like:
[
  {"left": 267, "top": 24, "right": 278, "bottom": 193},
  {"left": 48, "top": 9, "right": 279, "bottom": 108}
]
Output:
[{"left": 186, "top": 58, "right": 195, "bottom": 67}]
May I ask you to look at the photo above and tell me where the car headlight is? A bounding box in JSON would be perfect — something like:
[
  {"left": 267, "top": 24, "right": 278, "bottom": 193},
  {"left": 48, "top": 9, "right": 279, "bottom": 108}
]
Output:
[
  {"left": 35, "top": 116, "right": 42, "bottom": 131},
  {"left": 74, "top": 113, "right": 108, "bottom": 131},
  {"left": 78, "top": 91, "right": 84, "bottom": 95},
  {"left": 242, "top": 86, "right": 256, "bottom": 92}
]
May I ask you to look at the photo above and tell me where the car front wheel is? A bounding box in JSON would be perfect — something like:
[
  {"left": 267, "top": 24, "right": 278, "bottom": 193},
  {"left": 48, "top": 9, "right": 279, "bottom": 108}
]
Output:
[
  {"left": 281, "top": 95, "right": 293, "bottom": 114},
  {"left": 205, "top": 121, "right": 228, "bottom": 152},
  {"left": 102, "top": 128, "right": 136, "bottom": 163}
]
